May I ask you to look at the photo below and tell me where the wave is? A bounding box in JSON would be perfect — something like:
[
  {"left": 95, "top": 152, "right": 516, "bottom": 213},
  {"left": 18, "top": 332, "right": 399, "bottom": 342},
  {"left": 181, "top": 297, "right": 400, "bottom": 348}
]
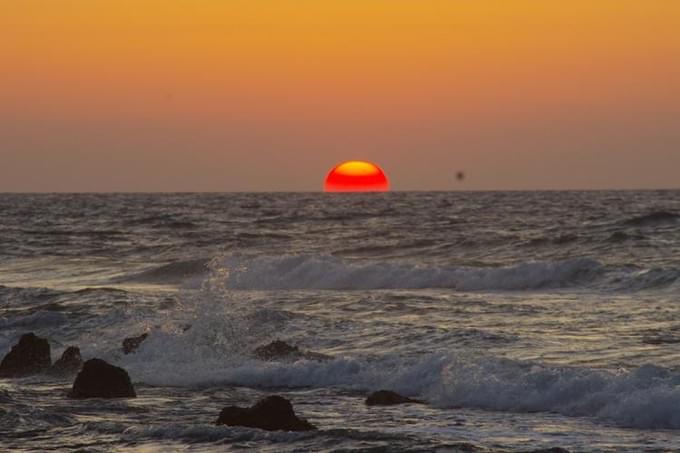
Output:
[
  {"left": 0, "top": 285, "right": 62, "bottom": 307},
  {"left": 119, "top": 329, "right": 680, "bottom": 430},
  {"left": 73, "top": 270, "right": 680, "bottom": 431},
  {"left": 119, "top": 258, "right": 210, "bottom": 285},
  {"left": 0, "top": 311, "right": 69, "bottom": 330},
  {"left": 72, "top": 287, "right": 129, "bottom": 295},
  {"left": 121, "top": 254, "right": 679, "bottom": 292},
  {"left": 623, "top": 211, "right": 680, "bottom": 227},
  {"left": 621, "top": 267, "right": 680, "bottom": 291},
  {"left": 607, "top": 231, "right": 646, "bottom": 243},
  {"left": 429, "top": 357, "right": 680, "bottom": 430},
  {"left": 15, "top": 228, "right": 126, "bottom": 238},
  {"left": 215, "top": 255, "right": 602, "bottom": 291},
  {"left": 0, "top": 285, "right": 132, "bottom": 308},
  {"left": 123, "top": 214, "right": 197, "bottom": 229},
  {"left": 119, "top": 423, "right": 313, "bottom": 444}
]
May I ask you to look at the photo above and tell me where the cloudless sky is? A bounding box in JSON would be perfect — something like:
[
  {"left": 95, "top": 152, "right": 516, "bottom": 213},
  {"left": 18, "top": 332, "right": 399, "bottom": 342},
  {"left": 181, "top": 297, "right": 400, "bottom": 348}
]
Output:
[{"left": 1, "top": 1, "right": 679, "bottom": 191}]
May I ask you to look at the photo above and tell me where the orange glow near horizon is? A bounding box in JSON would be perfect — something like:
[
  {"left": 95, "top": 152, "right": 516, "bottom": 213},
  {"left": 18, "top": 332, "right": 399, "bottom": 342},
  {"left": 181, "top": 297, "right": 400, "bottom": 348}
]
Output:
[
  {"left": 1, "top": 1, "right": 679, "bottom": 191},
  {"left": 324, "top": 161, "right": 390, "bottom": 192}
]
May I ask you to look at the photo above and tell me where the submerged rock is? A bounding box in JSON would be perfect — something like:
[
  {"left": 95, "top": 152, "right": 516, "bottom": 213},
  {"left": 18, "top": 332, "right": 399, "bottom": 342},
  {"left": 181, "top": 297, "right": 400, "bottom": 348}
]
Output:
[
  {"left": 0, "top": 333, "right": 51, "bottom": 377},
  {"left": 122, "top": 333, "right": 148, "bottom": 354},
  {"left": 253, "top": 340, "right": 331, "bottom": 362},
  {"left": 216, "top": 395, "right": 315, "bottom": 431},
  {"left": 254, "top": 340, "right": 299, "bottom": 359},
  {"left": 365, "top": 390, "right": 422, "bottom": 406},
  {"left": 49, "top": 346, "right": 83, "bottom": 376},
  {"left": 68, "top": 359, "right": 136, "bottom": 398}
]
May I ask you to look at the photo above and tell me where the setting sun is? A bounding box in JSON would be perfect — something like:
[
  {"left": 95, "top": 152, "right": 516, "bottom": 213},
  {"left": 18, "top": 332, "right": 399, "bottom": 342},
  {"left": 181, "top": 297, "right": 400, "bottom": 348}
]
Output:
[{"left": 324, "top": 160, "right": 390, "bottom": 192}]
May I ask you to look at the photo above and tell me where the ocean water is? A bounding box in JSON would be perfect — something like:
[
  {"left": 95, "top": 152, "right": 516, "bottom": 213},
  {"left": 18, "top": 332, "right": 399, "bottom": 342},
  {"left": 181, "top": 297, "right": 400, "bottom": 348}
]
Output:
[{"left": 1, "top": 191, "right": 680, "bottom": 452}]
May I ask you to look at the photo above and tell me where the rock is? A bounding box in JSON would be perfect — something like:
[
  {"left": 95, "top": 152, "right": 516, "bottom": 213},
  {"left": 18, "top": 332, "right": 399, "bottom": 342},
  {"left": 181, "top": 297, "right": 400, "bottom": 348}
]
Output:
[
  {"left": 253, "top": 340, "right": 331, "bottom": 362},
  {"left": 49, "top": 346, "right": 83, "bottom": 376},
  {"left": 365, "top": 390, "right": 422, "bottom": 406},
  {"left": 68, "top": 358, "right": 136, "bottom": 398},
  {"left": 253, "top": 340, "right": 300, "bottom": 360},
  {"left": 216, "top": 395, "right": 315, "bottom": 431},
  {"left": 0, "top": 333, "right": 51, "bottom": 377},
  {"left": 122, "top": 333, "right": 148, "bottom": 354}
]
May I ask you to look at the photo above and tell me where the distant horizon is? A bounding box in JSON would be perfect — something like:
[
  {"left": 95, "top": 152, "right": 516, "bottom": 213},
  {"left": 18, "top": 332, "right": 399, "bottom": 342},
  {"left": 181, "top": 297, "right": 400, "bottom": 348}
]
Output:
[{"left": 2, "top": 187, "right": 679, "bottom": 195}]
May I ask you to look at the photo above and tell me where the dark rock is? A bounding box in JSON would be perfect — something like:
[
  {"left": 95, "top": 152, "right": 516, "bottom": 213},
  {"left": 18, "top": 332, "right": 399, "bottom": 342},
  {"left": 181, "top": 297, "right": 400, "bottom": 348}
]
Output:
[
  {"left": 68, "top": 358, "right": 136, "bottom": 398},
  {"left": 216, "top": 395, "right": 315, "bottom": 431},
  {"left": 365, "top": 390, "right": 422, "bottom": 406},
  {"left": 122, "top": 333, "right": 148, "bottom": 354},
  {"left": 0, "top": 333, "right": 51, "bottom": 377},
  {"left": 49, "top": 346, "right": 83, "bottom": 376},
  {"left": 254, "top": 340, "right": 300, "bottom": 359},
  {"left": 253, "top": 340, "right": 331, "bottom": 362}
]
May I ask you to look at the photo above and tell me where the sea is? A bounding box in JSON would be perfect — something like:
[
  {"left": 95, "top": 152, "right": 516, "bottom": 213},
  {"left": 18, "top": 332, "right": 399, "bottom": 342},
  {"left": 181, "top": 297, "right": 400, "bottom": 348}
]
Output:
[{"left": 1, "top": 191, "right": 680, "bottom": 452}]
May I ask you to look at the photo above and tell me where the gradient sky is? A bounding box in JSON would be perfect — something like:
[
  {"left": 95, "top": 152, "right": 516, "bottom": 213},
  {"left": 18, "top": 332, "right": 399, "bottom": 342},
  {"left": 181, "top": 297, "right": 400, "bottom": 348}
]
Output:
[{"left": 2, "top": 1, "right": 679, "bottom": 191}]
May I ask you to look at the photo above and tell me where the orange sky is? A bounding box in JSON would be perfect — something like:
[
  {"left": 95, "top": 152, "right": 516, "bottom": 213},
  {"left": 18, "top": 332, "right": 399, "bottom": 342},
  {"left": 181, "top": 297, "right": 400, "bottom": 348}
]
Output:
[{"left": 1, "top": 1, "right": 679, "bottom": 191}]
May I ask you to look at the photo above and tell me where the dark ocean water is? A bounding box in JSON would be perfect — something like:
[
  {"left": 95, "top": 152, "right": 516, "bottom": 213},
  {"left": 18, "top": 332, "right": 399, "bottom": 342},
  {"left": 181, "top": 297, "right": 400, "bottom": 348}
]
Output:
[{"left": 1, "top": 191, "right": 680, "bottom": 452}]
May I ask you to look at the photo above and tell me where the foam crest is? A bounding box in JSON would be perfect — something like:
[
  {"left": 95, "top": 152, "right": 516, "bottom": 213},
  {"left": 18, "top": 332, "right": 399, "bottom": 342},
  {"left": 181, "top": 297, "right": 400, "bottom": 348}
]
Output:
[
  {"left": 218, "top": 255, "right": 602, "bottom": 291},
  {"left": 431, "top": 358, "right": 680, "bottom": 429},
  {"left": 110, "top": 277, "right": 680, "bottom": 431},
  {"left": 105, "top": 276, "right": 679, "bottom": 432},
  {"left": 120, "top": 258, "right": 210, "bottom": 285},
  {"left": 122, "top": 337, "right": 680, "bottom": 430}
]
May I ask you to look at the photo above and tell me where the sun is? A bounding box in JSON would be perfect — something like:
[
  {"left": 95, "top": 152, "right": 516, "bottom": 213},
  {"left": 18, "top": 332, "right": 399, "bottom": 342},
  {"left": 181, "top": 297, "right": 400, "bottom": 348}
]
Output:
[{"left": 324, "top": 160, "right": 390, "bottom": 192}]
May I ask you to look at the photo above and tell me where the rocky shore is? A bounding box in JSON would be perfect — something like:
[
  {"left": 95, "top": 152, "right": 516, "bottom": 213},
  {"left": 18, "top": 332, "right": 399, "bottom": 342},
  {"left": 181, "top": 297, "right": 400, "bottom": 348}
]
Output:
[{"left": 0, "top": 331, "right": 570, "bottom": 451}]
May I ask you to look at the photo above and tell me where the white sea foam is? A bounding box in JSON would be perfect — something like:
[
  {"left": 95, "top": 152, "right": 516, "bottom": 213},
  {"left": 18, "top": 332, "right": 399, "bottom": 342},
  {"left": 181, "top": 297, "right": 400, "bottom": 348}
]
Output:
[
  {"left": 111, "top": 297, "right": 680, "bottom": 432},
  {"left": 117, "top": 253, "right": 680, "bottom": 292},
  {"left": 429, "top": 357, "right": 680, "bottom": 429},
  {"left": 215, "top": 255, "right": 602, "bottom": 291},
  {"left": 118, "top": 329, "right": 680, "bottom": 430}
]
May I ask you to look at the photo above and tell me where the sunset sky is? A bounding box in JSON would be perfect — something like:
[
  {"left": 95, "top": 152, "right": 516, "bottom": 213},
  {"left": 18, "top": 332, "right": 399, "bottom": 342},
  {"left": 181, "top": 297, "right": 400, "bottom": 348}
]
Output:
[{"left": 2, "top": 1, "right": 679, "bottom": 191}]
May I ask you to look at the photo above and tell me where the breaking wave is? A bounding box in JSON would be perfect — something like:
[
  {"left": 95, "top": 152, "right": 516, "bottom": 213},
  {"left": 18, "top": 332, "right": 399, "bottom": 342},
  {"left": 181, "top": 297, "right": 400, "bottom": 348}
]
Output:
[
  {"left": 119, "top": 327, "right": 680, "bottom": 430},
  {"left": 115, "top": 254, "right": 680, "bottom": 292},
  {"left": 217, "top": 255, "right": 602, "bottom": 291},
  {"left": 119, "top": 258, "right": 211, "bottom": 285}
]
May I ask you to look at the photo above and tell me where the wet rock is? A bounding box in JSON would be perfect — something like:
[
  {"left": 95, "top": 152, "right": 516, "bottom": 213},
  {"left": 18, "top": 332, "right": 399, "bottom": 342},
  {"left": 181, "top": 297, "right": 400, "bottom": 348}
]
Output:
[
  {"left": 254, "top": 340, "right": 299, "bottom": 359},
  {"left": 68, "top": 358, "right": 136, "bottom": 398},
  {"left": 253, "top": 340, "right": 331, "bottom": 362},
  {"left": 216, "top": 395, "right": 315, "bottom": 431},
  {"left": 122, "top": 333, "right": 148, "bottom": 354},
  {"left": 365, "top": 390, "right": 422, "bottom": 406},
  {"left": 49, "top": 346, "right": 83, "bottom": 376},
  {"left": 0, "top": 333, "right": 51, "bottom": 377}
]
